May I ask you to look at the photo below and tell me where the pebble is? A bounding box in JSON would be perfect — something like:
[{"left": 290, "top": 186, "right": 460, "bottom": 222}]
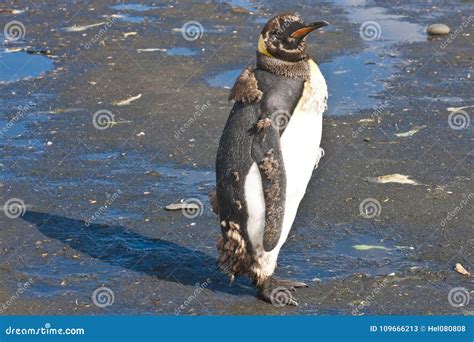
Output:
[{"left": 427, "top": 24, "right": 450, "bottom": 35}]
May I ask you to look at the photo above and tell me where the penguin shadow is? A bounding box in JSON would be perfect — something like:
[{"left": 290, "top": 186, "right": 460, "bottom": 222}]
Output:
[{"left": 22, "top": 211, "right": 254, "bottom": 297}]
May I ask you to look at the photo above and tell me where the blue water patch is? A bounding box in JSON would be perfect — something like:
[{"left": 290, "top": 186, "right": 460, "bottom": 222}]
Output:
[
  {"left": 330, "top": 1, "right": 425, "bottom": 43},
  {"left": 0, "top": 118, "right": 26, "bottom": 138},
  {"left": 167, "top": 47, "right": 197, "bottom": 56},
  {"left": 214, "top": 0, "right": 262, "bottom": 11},
  {"left": 206, "top": 69, "right": 241, "bottom": 89},
  {"left": 0, "top": 50, "right": 54, "bottom": 83},
  {"left": 111, "top": 3, "right": 164, "bottom": 11},
  {"left": 320, "top": 50, "right": 393, "bottom": 116},
  {"left": 116, "top": 14, "right": 147, "bottom": 23}
]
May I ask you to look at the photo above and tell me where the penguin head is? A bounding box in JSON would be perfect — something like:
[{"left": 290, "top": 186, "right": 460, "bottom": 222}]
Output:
[{"left": 258, "top": 13, "right": 328, "bottom": 62}]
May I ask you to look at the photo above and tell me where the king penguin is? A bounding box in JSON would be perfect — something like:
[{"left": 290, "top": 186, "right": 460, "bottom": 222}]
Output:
[{"left": 214, "top": 13, "right": 328, "bottom": 305}]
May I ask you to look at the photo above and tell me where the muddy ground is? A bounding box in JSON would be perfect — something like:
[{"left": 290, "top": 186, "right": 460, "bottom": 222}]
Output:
[{"left": 0, "top": 0, "right": 473, "bottom": 315}]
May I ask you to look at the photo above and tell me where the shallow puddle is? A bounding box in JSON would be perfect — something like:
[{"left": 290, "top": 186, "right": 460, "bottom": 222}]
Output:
[
  {"left": 206, "top": 68, "right": 241, "bottom": 89},
  {"left": 111, "top": 3, "right": 165, "bottom": 11},
  {"left": 115, "top": 14, "right": 148, "bottom": 23},
  {"left": 0, "top": 50, "right": 54, "bottom": 83},
  {"left": 214, "top": 0, "right": 262, "bottom": 11},
  {"left": 320, "top": 50, "right": 393, "bottom": 115},
  {"left": 335, "top": 2, "right": 426, "bottom": 43},
  {"left": 167, "top": 47, "right": 198, "bottom": 56}
]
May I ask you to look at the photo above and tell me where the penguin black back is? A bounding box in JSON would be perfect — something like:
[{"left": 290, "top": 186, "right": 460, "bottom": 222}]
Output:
[{"left": 216, "top": 70, "right": 305, "bottom": 250}]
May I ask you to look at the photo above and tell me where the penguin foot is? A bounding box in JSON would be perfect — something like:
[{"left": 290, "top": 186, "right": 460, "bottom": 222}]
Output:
[
  {"left": 257, "top": 277, "right": 300, "bottom": 307},
  {"left": 273, "top": 278, "right": 308, "bottom": 290}
]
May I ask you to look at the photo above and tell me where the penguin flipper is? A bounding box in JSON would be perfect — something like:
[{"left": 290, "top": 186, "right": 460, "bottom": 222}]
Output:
[
  {"left": 229, "top": 68, "right": 263, "bottom": 103},
  {"left": 251, "top": 119, "right": 286, "bottom": 252}
]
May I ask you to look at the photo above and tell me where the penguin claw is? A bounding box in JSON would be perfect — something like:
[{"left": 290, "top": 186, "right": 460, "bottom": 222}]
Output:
[
  {"left": 288, "top": 297, "right": 299, "bottom": 307},
  {"left": 314, "top": 148, "right": 325, "bottom": 170},
  {"left": 274, "top": 278, "right": 308, "bottom": 289}
]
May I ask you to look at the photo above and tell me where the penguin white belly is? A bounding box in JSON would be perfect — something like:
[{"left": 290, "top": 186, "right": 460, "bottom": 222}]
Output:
[{"left": 245, "top": 60, "right": 327, "bottom": 277}]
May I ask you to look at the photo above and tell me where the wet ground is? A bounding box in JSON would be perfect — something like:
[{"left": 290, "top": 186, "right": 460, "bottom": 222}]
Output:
[{"left": 0, "top": 0, "right": 473, "bottom": 315}]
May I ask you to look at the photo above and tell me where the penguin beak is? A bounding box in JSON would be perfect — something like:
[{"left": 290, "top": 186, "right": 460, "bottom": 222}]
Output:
[{"left": 290, "top": 21, "right": 329, "bottom": 39}]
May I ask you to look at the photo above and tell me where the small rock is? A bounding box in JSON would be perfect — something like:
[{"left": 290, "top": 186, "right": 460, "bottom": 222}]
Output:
[
  {"left": 427, "top": 24, "right": 450, "bottom": 35},
  {"left": 363, "top": 137, "right": 371, "bottom": 143},
  {"left": 454, "top": 263, "right": 470, "bottom": 277},
  {"left": 144, "top": 170, "right": 160, "bottom": 178}
]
